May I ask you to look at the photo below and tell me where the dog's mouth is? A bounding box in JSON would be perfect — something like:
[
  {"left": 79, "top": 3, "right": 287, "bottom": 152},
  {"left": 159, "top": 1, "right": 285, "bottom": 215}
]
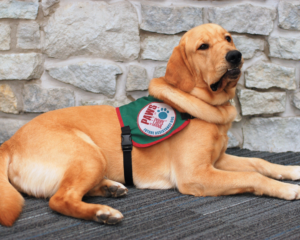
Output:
[{"left": 210, "top": 67, "right": 241, "bottom": 92}]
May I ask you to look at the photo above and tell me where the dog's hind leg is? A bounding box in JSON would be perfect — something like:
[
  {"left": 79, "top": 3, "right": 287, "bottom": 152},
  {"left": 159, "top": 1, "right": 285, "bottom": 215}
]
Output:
[
  {"left": 87, "top": 179, "right": 128, "bottom": 197},
  {"left": 49, "top": 153, "right": 123, "bottom": 224},
  {"left": 215, "top": 154, "right": 300, "bottom": 181}
]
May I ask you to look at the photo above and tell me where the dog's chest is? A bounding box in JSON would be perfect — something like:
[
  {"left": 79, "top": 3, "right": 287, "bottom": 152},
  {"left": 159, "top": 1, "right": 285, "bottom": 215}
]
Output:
[{"left": 216, "top": 124, "right": 232, "bottom": 155}]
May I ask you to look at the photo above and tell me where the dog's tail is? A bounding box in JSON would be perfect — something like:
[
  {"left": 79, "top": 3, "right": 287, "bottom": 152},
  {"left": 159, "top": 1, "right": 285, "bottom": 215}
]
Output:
[{"left": 0, "top": 143, "right": 24, "bottom": 227}]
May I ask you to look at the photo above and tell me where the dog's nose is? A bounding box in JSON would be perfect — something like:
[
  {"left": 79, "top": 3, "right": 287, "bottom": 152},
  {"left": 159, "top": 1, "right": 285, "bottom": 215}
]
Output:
[{"left": 226, "top": 50, "right": 242, "bottom": 65}]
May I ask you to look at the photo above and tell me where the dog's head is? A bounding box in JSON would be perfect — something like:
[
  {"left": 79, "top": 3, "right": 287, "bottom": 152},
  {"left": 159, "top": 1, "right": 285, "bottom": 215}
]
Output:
[{"left": 164, "top": 23, "right": 243, "bottom": 105}]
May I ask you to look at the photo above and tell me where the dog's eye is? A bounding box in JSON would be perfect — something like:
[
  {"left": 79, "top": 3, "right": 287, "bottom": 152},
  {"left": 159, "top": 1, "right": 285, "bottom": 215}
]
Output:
[
  {"left": 198, "top": 44, "right": 209, "bottom": 50},
  {"left": 225, "top": 36, "right": 231, "bottom": 43}
]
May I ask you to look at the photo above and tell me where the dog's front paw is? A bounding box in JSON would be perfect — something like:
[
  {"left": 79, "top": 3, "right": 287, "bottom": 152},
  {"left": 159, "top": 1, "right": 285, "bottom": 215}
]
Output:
[
  {"left": 288, "top": 166, "right": 300, "bottom": 181},
  {"left": 279, "top": 183, "right": 300, "bottom": 200},
  {"left": 276, "top": 166, "right": 300, "bottom": 181},
  {"left": 95, "top": 208, "right": 124, "bottom": 224},
  {"left": 217, "top": 104, "right": 237, "bottom": 123}
]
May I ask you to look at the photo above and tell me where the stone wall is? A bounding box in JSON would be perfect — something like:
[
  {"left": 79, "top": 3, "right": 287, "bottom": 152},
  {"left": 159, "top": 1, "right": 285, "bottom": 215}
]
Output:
[{"left": 0, "top": 0, "right": 299, "bottom": 153}]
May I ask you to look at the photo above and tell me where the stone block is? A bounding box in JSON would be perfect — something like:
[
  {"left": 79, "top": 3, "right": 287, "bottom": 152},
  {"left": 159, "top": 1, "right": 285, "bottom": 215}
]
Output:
[
  {"left": 0, "top": 84, "right": 18, "bottom": 114},
  {"left": 23, "top": 84, "right": 75, "bottom": 113},
  {"left": 237, "top": 89, "right": 286, "bottom": 116},
  {"left": 0, "top": 23, "right": 11, "bottom": 50},
  {"left": 0, "top": 0, "right": 39, "bottom": 20},
  {"left": 292, "top": 92, "right": 300, "bottom": 110},
  {"left": 207, "top": 4, "right": 276, "bottom": 35},
  {"left": 227, "top": 131, "right": 239, "bottom": 148},
  {"left": 0, "top": 119, "right": 29, "bottom": 143},
  {"left": 153, "top": 65, "right": 167, "bottom": 78},
  {"left": 44, "top": 1, "right": 139, "bottom": 61},
  {"left": 278, "top": 1, "right": 300, "bottom": 30},
  {"left": 17, "top": 22, "right": 41, "bottom": 49},
  {"left": 232, "top": 35, "right": 264, "bottom": 59},
  {"left": 243, "top": 117, "right": 300, "bottom": 152},
  {"left": 47, "top": 62, "right": 122, "bottom": 97},
  {"left": 81, "top": 98, "right": 131, "bottom": 108},
  {"left": 140, "top": 4, "right": 203, "bottom": 34},
  {"left": 126, "top": 65, "right": 149, "bottom": 91},
  {"left": 245, "top": 61, "right": 296, "bottom": 90},
  {"left": 42, "top": 0, "right": 59, "bottom": 16},
  {"left": 269, "top": 37, "right": 300, "bottom": 60},
  {"left": 229, "top": 98, "right": 242, "bottom": 122},
  {"left": 0, "top": 53, "right": 44, "bottom": 80},
  {"left": 141, "top": 33, "right": 181, "bottom": 61}
]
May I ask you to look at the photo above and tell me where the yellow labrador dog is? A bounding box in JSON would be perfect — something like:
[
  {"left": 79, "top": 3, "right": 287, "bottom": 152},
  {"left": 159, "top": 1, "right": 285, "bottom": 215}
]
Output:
[{"left": 1, "top": 23, "right": 300, "bottom": 227}]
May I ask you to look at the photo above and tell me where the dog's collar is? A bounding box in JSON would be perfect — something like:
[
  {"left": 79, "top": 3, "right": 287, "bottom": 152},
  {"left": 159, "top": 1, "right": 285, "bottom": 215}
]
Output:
[{"left": 180, "top": 113, "right": 195, "bottom": 120}]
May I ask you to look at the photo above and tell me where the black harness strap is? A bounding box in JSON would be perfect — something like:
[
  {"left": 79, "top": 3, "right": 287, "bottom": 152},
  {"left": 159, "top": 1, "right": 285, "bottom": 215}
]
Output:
[
  {"left": 121, "top": 115, "right": 193, "bottom": 186},
  {"left": 121, "top": 126, "right": 133, "bottom": 186}
]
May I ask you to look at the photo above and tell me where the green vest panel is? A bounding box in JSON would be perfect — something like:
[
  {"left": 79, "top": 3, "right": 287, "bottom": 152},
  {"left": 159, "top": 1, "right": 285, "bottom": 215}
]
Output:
[{"left": 116, "top": 96, "right": 190, "bottom": 147}]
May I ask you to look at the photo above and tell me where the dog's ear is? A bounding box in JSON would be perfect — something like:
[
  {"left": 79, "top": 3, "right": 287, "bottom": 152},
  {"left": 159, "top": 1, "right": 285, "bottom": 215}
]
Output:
[{"left": 164, "top": 38, "right": 195, "bottom": 93}]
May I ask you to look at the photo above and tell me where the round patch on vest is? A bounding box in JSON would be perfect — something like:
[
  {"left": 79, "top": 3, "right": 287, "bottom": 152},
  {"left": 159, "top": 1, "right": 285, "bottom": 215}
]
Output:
[{"left": 137, "top": 102, "right": 176, "bottom": 137}]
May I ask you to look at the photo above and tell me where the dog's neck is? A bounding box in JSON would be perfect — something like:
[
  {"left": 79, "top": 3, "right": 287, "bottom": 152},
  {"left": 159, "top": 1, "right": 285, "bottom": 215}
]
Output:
[{"left": 149, "top": 78, "right": 237, "bottom": 125}]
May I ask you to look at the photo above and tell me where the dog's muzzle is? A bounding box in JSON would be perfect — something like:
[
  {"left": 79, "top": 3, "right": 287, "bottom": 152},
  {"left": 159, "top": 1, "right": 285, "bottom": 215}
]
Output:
[{"left": 210, "top": 50, "right": 242, "bottom": 92}]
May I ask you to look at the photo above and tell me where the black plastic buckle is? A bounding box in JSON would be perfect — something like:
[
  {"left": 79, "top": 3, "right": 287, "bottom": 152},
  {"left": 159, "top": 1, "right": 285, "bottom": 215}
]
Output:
[{"left": 121, "top": 133, "right": 132, "bottom": 151}]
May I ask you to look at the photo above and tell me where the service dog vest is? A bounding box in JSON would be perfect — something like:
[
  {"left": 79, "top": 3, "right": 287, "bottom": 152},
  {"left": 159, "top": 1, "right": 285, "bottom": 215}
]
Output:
[{"left": 116, "top": 96, "right": 190, "bottom": 148}]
